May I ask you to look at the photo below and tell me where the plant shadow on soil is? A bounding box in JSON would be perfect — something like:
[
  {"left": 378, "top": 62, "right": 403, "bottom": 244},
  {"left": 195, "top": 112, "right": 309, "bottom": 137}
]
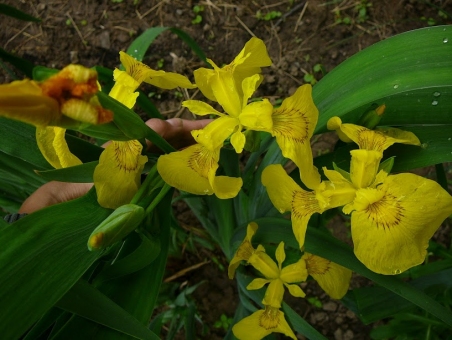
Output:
[{"left": 1, "top": 0, "right": 452, "bottom": 338}]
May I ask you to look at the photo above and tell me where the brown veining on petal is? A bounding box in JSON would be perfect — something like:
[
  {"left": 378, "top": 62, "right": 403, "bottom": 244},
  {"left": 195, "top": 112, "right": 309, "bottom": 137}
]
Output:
[
  {"left": 259, "top": 306, "right": 280, "bottom": 330},
  {"left": 188, "top": 146, "right": 216, "bottom": 178},
  {"left": 114, "top": 140, "right": 142, "bottom": 172},
  {"left": 304, "top": 253, "right": 331, "bottom": 275},
  {"left": 272, "top": 107, "right": 310, "bottom": 144},
  {"left": 291, "top": 190, "right": 323, "bottom": 219},
  {"left": 363, "top": 191, "right": 405, "bottom": 230},
  {"left": 356, "top": 129, "right": 389, "bottom": 152}
]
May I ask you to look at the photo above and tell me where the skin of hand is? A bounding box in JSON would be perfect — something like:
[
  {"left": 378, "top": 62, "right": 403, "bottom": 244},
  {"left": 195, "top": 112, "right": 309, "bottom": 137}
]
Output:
[{"left": 19, "top": 118, "right": 211, "bottom": 214}]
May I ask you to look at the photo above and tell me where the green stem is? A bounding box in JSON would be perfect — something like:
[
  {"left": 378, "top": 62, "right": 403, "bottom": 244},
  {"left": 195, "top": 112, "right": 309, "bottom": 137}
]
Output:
[
  {"left": 145, "top": 184, "right": 172, "bottom": 216},
  {"left": 130, "top": 164, "right": 162, "bottom": 205}
]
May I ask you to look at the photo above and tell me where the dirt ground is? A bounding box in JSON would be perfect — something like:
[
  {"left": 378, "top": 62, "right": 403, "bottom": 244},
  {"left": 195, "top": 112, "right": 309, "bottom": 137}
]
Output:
[{"left": 2, "top": 0, "right": 452, "bottom": 339}]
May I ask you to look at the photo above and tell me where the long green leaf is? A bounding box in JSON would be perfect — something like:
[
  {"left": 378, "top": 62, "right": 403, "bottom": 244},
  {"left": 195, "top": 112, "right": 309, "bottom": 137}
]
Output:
[
  {"left": 0, "top": 151, "right": 47, "bottom": 190},
  {"left": 126, "top": 27, "right": 169, "bottom": 61},
  {"left": 55, "top": 280, "right": 160, "bottom": 340},
  {"left": 0, "top": 3, "right": 40, "bottom": 21},
  {"left": 0, "top": 188, "right": 111, "bottom": 339},
  {"left": 79, "top": 122, "right": 130, "bottom": 141},
  {"left": 344, "top": 266, "right": 452, "bottom": 324},
  {"left": 125, "top": 26, "right": 208, "bottom": 66},
  {"left": 170, "top": 27, "right": 208, "bottom": 65},
  {"left": 96, "top": 92, "right": 175, "bottom": 153},
  {"left": 97, "top": 92, "right": 149, "bottom": 140},
  {"left": 36, "top": 161, "right": 98, "bottom": 183},
  {"left": 0, "top": 117, "right": 49, "bottom": 168},
  {"left": 0, "top": 48, "right": 34, "bottom": 77},
  {"left": 313, "top": 25, "right": 452, "bottom": 132},
  {"left": 93, "top": 231, "right": 161, "bottom": 284},
  {"left": 137, "top": 91, "right": 163, "bottom": 119},
  {"left": 66, "top": 134, "right": 103, "bottom": 162},
  {"left": 22, "top": 308, "right": 64, "bottom": 340}
]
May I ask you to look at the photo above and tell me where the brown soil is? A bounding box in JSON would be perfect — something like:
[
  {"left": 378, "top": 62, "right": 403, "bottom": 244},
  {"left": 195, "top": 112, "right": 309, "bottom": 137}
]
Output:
[{"left": 2, "top": 0, "right": 452, "bottom": 339}]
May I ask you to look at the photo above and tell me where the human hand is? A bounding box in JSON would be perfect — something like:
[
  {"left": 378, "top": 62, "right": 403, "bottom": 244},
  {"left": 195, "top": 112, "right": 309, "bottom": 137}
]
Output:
[{"left": 19, "top": 118, "right": 211, "bottom": 213}]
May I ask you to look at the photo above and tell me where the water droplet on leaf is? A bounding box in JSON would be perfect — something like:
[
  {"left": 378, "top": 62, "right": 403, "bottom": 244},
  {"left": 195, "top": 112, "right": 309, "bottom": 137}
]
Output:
[
  {"left": 432, "top": 100, "right": 438, "bottom": 106},
  {"left": 393, "top": 84, "right": 399, "bottom": 89},
  {"left": 433, "top": 91, "right": 441, "bottom": 97},
  {"left": 443, "top": 38, "right": 449, "bottom": 43},
  {"left": 393, "top": 269, "right": 401, "bottom": 275}
]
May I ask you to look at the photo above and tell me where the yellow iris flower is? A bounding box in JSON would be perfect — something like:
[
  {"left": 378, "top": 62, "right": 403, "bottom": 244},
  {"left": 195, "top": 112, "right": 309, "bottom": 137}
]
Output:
[
  {"left": 246, "top": 242, "right": 308, "bottom": 308},
  {"left": 341, "top": 170, "right": 452, "bottom": 274},
  {"left": 158, "top": 37, "right": 275, "bottom": 197},
  {"left": 183, "top": 37, "right": 273, "bottom": 153},
  {"left": 0, "top": 65, "right": 113, "bottom": 128},
  {"left": 327, "top": 116, "right": 421, "bottom": 151},
  {"left": 183, "top": 74, "right": 274, "bottom": 153},
  {"left": 232, "top": 305, "right": 296, "bottom": 340},
  {"left": 230, "top": 240, "right": 302, "bottom": 340},
  {"left": 94, "top": 52, "right": 196, "bottom": 208},
  {"left": 263, "top": 160, "right": 452, "bottom": 274},
  {"left": 327, "top": 116, "right": 421, "bottom": 187},
  {"left": 0, "top": 65, "right": 113, "bottom": 170},
  {"left": 229, "top": 224, "right": 350, "bottom": 339},
  {"left": 193, "top": 37, "right": 272, "bottom": 102}
]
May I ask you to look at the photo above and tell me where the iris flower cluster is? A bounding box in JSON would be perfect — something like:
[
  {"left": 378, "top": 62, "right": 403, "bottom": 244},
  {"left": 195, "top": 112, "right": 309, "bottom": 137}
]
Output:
[
  {"left": 157, "top": 38, "right": 321, "bottom": 197},
  {"left": 1, "top": 36, "right": 452, "bottom": 339}
]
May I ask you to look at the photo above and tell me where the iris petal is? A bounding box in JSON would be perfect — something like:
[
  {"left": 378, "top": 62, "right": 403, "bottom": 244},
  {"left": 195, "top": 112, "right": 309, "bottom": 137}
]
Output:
[
  {"left": 228, "top": 222, "right": 259, "bottom": 279},
  {"left": 349, "top": 173, "right": 452, "bottom": 274},
  {"left": 303, "top": 252, "right": 351, "bottom": 299},
  {"left": 327, "top": 116, "right": 421, "bottom": 152},
  {"left": 262, "top": 164, "right": 299, "bottom": 213},
  {"left": 0, "top": 80, "right": 60, "bottom": 127},
  {"left": 271, "top": 85, "right": 320, "bottom": 189},
  {"left": 240, "top": 99, "right": 273, "bottom": 132},
  {"left": 157, "top": 143, "right": 242, "bottom": 199},
  {"left": 146, "top": 72, "right": 196, "bottom": 89},
  {"left": 232, "top": 307, "right": 296, "bottom": 340},
  {"left": 36, "top": 126, "right": 82, "bottom": 169},
  {"left": 94, "top": 140, "right": 147, "bottom": 209}
]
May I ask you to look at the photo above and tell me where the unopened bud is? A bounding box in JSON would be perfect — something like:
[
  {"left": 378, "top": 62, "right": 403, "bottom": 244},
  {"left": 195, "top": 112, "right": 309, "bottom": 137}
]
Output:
[
  {"left": 357, "top": 103, "right": 386, "bottom": 129},
  {"left": 88, "top": 204, "right": 145, "bottom": 251}
]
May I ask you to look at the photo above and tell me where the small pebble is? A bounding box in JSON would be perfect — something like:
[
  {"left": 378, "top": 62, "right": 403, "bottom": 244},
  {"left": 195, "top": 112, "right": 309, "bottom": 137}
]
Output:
[
  {"left": 345, "top": 310, "right": 356, "bottom": 319},
  {"left": 322, "top": 301, "right": 338, "bottom": 312},
  {"left": 97, "top": 30, "right": 110, "bottom": 49},
  {"left": 344, "top": 329, "right": 354, "bottom": 340},
  {"left": 69, "top": 51, "right": 79, "bottom": 63},
  {"left": 335, "top": 316, "right": 344, "bottom": 324}
]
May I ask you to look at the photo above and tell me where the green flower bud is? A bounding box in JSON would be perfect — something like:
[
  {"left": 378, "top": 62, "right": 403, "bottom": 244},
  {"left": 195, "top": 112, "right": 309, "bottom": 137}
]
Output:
[
  {"left": 88, "top": 204, "right": 145, "bottom": 251},
  {"left": 357, "top": 103, "right": 386, "bottom": 129}
]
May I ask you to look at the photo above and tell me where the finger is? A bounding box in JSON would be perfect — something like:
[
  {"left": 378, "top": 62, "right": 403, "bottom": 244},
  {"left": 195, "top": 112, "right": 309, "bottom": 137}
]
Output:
[
  {"left": 19, "top": 182, "right": 93, "bottom": 214},
  {"left": 145, "top": 118, "right": 212, "bottom": 152}
]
